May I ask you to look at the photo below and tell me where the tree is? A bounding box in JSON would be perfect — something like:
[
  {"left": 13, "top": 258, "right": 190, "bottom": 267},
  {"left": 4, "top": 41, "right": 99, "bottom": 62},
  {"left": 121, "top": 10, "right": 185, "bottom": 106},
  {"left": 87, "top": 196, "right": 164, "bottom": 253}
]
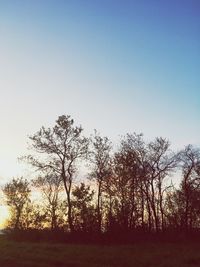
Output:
[
  {"left": 89, "top": 131, "right": 112, "bottom": 232},
  {"left": 24, "top": 115, "right": 89, "bottom": 232},
  {"left": 72, "top": 183, "right": 96, "bottom": 232},
  {"left": 33, "top": 173, "right": 64, "bottom": 230},
  {"left": 178, "top": 145, "right": 200, "bottom": 231},
  {"left": 110, "top": 134, "right": 178, "bottom": 232},
  {"left": 145, "top": 137, "right": 178, "bottom": 231},
  {"left": 119, "top": 133, "right": 148, "bottom": 231},
  {"left": 113, "top": 149, "right": 138, "bottom": 231},
  {"left": 3, "top": 177, "right": 31, "bottom": 230},
  {"left": 20, "top": 202, "right": 47, "bottom": 230}
]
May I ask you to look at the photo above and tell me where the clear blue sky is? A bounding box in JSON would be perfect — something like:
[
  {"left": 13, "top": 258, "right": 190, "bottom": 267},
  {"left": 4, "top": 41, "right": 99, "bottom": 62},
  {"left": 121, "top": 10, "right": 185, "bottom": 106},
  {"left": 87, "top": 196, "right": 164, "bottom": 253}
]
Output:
[{"left": 0, "top": 0, "right": 199, "bottom": 179}]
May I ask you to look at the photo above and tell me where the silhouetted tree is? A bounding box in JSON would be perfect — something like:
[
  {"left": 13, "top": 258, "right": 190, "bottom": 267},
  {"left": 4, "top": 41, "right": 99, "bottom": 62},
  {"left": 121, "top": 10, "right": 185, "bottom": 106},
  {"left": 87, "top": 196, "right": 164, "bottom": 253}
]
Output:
[
  {"left": 3, "top": 178, "right": 31, "bottom": 230},
  {"left": 33, "top": 173, "right": 64, "bottom": 230},
  {"left": 120, "top": 133, "right": 148, "bottom": 231},
  {"left": 23, "top": 115, "right": 89, "bottom": 232},
  {"left": 72, "top": 183, "right": 96, "bottom": 232},
  {"left": 102, "top": 174, "right": 117, "bottom": 232},
  {"left": 20, "top": 202, "right": 47, "bottom": 229},
  {"left": 178, "top": 145, "right": 200, "bottom": 231},
  {"left": 89, "top": 131, "right": 112, "bottom": 232},
  {"left": 145, "top": 137, "right": 178, "bottom": 231},
  {"left": 113, "top": 133, "right": 146, "bottom": 231}
]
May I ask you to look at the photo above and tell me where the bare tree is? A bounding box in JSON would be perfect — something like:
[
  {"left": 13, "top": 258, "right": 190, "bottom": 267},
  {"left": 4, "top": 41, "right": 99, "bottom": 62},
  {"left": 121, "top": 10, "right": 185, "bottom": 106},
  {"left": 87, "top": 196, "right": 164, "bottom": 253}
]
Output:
[
  {"left": 179, "top": 145, "right": 200, "bottom": 231},
  {"left": 89, "top": 131, "right": 112, "bottom": 232},
  {"left": 23, "top": 115, "right": 89, "bottom": 232},
  {"left": 145, "top": 137, "right": 178, "bottom": 231},
  {"left": 33, "top": 173, "right": 64, "bottom": 230}
]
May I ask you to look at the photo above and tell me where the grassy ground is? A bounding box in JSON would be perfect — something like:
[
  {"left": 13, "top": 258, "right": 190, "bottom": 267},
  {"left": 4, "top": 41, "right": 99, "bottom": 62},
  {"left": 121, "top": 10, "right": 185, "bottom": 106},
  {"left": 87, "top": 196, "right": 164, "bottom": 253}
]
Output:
[{"left": 0, "top": 236, "right": 200, "bottom": 267}]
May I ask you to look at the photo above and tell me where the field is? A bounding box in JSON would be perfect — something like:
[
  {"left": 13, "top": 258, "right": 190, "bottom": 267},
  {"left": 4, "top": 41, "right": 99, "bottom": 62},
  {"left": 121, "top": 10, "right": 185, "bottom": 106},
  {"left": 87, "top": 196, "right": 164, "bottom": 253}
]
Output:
[{"left": 0, "top": 236, "right": 200, "bottom": 267}]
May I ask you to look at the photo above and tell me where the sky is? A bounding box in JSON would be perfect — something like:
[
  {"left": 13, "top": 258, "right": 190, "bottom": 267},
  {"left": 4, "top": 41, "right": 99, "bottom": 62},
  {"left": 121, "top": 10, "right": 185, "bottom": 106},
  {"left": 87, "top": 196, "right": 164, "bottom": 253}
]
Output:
[{"left": 0, "top": 0, "right": 199, "bottom": 181}]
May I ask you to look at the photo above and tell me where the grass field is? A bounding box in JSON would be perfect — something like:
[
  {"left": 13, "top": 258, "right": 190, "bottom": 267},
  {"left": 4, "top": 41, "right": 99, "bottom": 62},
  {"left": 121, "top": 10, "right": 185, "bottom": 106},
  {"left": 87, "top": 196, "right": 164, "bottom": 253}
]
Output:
[{"left": 0, "top": 236, "right": 200, "bottom": 267}]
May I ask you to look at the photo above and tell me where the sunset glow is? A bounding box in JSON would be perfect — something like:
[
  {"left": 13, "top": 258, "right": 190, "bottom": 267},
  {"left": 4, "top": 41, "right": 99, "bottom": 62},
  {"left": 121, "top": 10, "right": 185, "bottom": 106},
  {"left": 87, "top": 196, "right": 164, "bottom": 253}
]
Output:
[
  {"left": 0, "top": 0, "right": 199, "bottom": 181},
  {"left": 0, "top": 206, "right": 10, "bottom": 229}
]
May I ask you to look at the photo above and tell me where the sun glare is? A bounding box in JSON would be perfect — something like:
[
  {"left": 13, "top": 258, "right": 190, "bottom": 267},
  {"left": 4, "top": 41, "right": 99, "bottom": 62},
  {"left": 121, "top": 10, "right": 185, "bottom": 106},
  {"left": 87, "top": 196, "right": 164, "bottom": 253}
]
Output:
[{"left": 0, "top": 205, "right": 10, "bottom": 229}]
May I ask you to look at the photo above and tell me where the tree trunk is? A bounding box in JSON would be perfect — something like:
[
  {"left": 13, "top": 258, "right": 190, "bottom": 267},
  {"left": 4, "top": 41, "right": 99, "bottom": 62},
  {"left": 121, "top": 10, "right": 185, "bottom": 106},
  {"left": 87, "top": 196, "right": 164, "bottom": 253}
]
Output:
[
  {"left": 63, "top": 172, "right": 74, "bottom": 232},
  {"left": 15, "top": 209, "right": 21, "bottom": 230},
  {"left": 67, "top": 191, "right": 74, "bottom": 232},
  {"left": 97, "top": 181, "right": 102, "bottom": 233},
  {"left": 140, "top": 186, "right": 145, "bottom": 229}
]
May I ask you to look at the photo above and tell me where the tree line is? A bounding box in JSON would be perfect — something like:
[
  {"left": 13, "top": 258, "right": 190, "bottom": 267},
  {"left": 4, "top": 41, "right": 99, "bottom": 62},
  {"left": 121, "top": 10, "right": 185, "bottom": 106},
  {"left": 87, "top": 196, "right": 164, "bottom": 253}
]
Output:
[{"left": 2, "top": 115, "right": 200, "bottom": 238}]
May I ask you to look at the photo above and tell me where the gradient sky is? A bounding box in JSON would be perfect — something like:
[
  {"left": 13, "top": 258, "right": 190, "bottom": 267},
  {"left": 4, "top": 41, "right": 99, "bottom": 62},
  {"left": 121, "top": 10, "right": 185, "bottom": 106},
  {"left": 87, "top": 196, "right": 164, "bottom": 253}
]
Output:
[{"left": 0, "top": 0, "right": 199, "bottom": 181}]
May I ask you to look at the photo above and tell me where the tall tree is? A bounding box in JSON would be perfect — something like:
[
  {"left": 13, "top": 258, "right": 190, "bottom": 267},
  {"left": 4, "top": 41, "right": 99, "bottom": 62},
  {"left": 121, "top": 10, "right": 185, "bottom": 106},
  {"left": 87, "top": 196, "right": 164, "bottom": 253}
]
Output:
[
  {"left": 145, "top": 137, "right": 178, "bottom": 231},
  {"left": 89, "top": 131, "right": 112, "bottom": 232},
  {"left": 24, "top": 115, "right": 89, "bottom": 232},
  {"left": 178, "top": 145, "right": 200, "bottom": 231},
  {"left": 121, "top": 133, "right": 149, "bottom": 231}
]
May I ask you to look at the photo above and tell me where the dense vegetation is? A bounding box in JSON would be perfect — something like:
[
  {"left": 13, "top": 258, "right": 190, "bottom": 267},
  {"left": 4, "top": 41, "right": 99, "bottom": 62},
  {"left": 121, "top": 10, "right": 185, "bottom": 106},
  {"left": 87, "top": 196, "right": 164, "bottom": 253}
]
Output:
[{"left": 2, "top": 115, "right": 200, "bottom": 241}]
